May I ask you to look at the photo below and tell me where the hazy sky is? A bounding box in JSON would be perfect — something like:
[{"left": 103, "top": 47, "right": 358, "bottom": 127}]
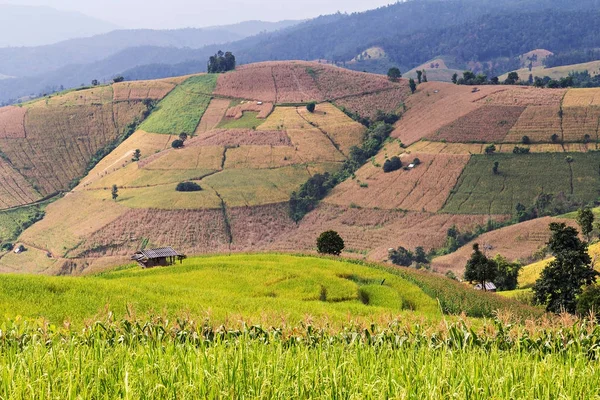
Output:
[{"left": 3, "top": 0, "right": 397, "bottom": 29}]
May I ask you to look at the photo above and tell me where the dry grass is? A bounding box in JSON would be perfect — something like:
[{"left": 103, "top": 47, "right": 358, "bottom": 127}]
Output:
[
  {"left": 225, "top": 101, "right": 274, "bottom": 119},
  {"left": 478, "top": 87, "right": 566, "bottom": 106},
  {"left": 429, "top": 106, "right": 525, "bottom": 143},
  {"left": 192, "top": 129, "right": 292, "bottom": 147},
  {"left": 0, "top": 106, "right": 26, "bottom": 139},
  {"left": 112, "top": 79, "right": 176, "bottom": 101},
  {"left": 0, "top": 158, "right": 41, "bottom": 209},
  {"left": 42, "top": 86, "right": 114, "bottom": 107},
  {"left": 562, "top": 106, "right": 600, "bottom": 142},
  {"left": 325, "top": 153, "right": 470, "bottom": 212},
  {"left": 431, "top": 217, "right": 577, "bottom": 275},
  {"left": 224, "top": 146, "right": 298, "bottom": 169},
  {"left": 335, "top": 86, "right": 410, "bottom": 120},
  {"left": 392, "top": 82, "right": 507, "bottom": 146},
  {"left": 142, "top": 145, "right": 223, "bottom": 171},
  {"left": 0, "top": 246, "right": 59, "bottom": 274},
  {"left": 195, "top": 99, "right": 231, "bottom": 134},
  {"left": 504, "top": 105, "right": 562, "bottom": 143}
]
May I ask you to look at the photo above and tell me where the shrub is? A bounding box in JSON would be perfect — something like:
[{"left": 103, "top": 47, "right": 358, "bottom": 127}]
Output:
[
  {"left": 551, "top": 134, "right": 560, "bottom": 143},
  {"left": 522, "top": 135, "right": 531, "bottom": 145},
  {"left": 317, "top": 231, "right": 345, "bottom": 256},
  {"left": 1, "top": 242, "right": 13, "bottom": 251},
  {"left": 306, "top": 102, "right": 316, "bottom": 113},
  {"left": 412, "top": 158, "right": 421, "bottom": 166},
  {"left": 172, "top": 139, "right": 184, "bottom": 149},
  {"left": 176, "top": 182, "right": 202, "bottom": 192},
  {"left": 383, "top": 156, "right": 402, "bottom": 173},
  {"left": 485, "top": 144, "right": 496, "bottom": 155},
  {"left": 387, "top": 67, "right": 402, "bottom": 82},
  {"left": 513, "top": 146, "right": 530, "bottom": 154},
  {"left": 576, "top": 284, "right": 600, "bottom": 317}
]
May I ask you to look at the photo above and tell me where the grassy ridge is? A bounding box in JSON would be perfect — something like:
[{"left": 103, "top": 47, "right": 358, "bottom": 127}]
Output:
[
  {"left": 443, "top": 152, "right": 600, "bottom": 214},
  {"left": 0, "top": 254, "right": 440, "bottom": 325},
  {"left": 217, "top": 111, "right": 264, "bottom": 129},
  {"left": 0, "top": 201, "right": 49, "bottom": 242},
  {"left": 139, "top": 75, "right": 217, "bottom": 135}
]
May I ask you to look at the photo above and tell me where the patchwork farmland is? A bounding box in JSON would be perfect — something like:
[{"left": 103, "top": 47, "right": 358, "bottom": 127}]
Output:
[{"left": 1, "top": 62, "right": 600, "bottom": 279}]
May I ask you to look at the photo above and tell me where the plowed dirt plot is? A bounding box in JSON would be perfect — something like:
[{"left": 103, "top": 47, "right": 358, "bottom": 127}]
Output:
[
  {"left": 112, "top": 79, "right": 176, "bottom": 101},
  {"left": 431, "top": 217, "right": 576, "bottom": 275},
  {"left": 443, "top": 153, "right": 600, "bottom": 215},
  {"left": 0, "top": 106, "right": 26, "bottom": 138},
  {"left": 271, "top": 204, "right": 508, "bottom": 261},
  {"left": 325, "top": 153, "right": 470, "bottom": 212},
  {"left": 563, "top": 88, "right": 600, "bottom": 107},
  {"left": 562, "top": 106, "right": 600, "bottom": 142},
  {"left": 335, "top": 86, "right": 410, "bottom": 120},
  {"left": 0, "top": 159, "right": 41, "bottom": 209},
  {"left": 225, "top": 102, "right": 273, "bottom": 119},
  {"left": 214, "top": 61, "right": 398, "bottom": 103},
  {"left": 503, "top": 105, "right": 562, "bottom": 143},
  {"left": 392, "top": 82, "right": 506, "bottom": 145},
  {"left": 20, "top": 191, "right": 129, "bottom": 257},
  {"left": 429, "top": 106, "right": 525, "bottom": 143},
  {"left": 73, "top": 208, "right": 231, "bottom": 258},
  {"left": 478, "top": 87, "right": 566, "bottom": 106},
  {"left": 296, "top": 103, "right": 365, "bottom": 155},
  {"left": 193, "top": 129, "right": 292, "bottom": 147},
  {"left": 195, "top": 99, "right": 230, "bottom": 134}
]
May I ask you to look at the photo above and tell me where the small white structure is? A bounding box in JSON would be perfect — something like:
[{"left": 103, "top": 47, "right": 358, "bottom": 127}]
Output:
[
  {"left": 408, "top": 163, "right": 415, "bottom": 169},
  {"left": 257, "top": 101, "right": 263, "bottom": 105},
  {"left": 474, "top": 282, "right": 497, "bottom": 292}
]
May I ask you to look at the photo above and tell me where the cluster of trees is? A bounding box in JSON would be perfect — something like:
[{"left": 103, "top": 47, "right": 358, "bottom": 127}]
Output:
[
  {"left": 171, "top": 132, "right": 189, "bottom": 149},
  {"left": 389, "top": 246, "right": 429, "bottom": 268},
  {"left": 464, "top": 244, "right": 522, "bottom": 291},
  {"left": 176, "top": 182, "right": 202, "bottom": 192},
  {"left": 456, "top": 69, "right": 600, "bottom": 89},
  {"left": 515, "top": 192, "right": 583, "bottom": 223},
  {"left": 383, "top": 156, "right": 402, "bottom": 173},
  {"left": 207, "top": 51, "right": 236, "bottom": 73},
  {"left": 289, "top": 119, "right": 395, "bottom": 221},
  {"left": 544, "top": 50, "right": 600, "bottom": 68}
]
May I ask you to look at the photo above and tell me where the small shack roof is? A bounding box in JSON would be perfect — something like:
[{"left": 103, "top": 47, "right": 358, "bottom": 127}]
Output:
[
  {"left": 474, "top": 282, "right": 497, "bottom": 291},
  {"left": 132, "top": 247, "right": 182, "bottom": 260}
]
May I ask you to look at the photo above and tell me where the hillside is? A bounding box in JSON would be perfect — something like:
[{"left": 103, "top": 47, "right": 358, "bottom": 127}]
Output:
[
  {"left": 500, "top": 60, "right": 600, "bottom": 81},
  {"left": 2, "top": 62, "right": 600, "bottom": 277}
]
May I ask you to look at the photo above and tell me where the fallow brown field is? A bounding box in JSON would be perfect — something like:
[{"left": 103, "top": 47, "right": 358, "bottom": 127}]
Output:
[
  {"left": 503, "top": 105, "right": 562, "bottom": 143},
  {"left": 0, "top": 158, "right": 41, "bottom": 209},
  {"left": 431, "top": 217, "right": 577, "bottom": 275},
  {"left": 325, "top": 153, "right": 470, "bottom": 212},
  {"left": 429, "top": 106, "right": 525, "bottom": 143},
  {"left": 193, "top": 129, "right": 292, "bottom": 147},
  {"left": 195, "top": 99, "right": 230, "bottom": 134},
  {"left": 562, "top": 88, "right": 600, "bottom": 107},
  {"left": 562, "top": 106, "right": 600, "bottom": 142},
  {"left": 391, "top": 82, "right": 506, "bottom": 145},
  {"left": 225, "top": 101, "right": 274, "bottom": 119},
  {"left": 112, "top": 79, "right": 177, "bottom": 101},
  {"left": 335, "top": 86, "right": 410, "bottom": 120},
  {"left": 478, "top": 87, "right": 566, "bottom": 106},
  {"left": 0, "top": 106, "right": 26, "bottom": 139}
]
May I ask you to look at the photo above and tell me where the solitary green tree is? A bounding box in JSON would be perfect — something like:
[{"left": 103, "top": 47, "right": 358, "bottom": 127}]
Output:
[
  {"left": 132, "top": 149, "right": 141, "bottom": 162},
  {"left": 576, "top": 207, "right": 595, "bottom": 242},
  {"left": 493, "top": 255, "right": 522, "bottom": 291},
  {"left": 492, "top": 161, "right": 499, "bottom": 175},
  {"left": 111, "top": 185, "right": 119, "bottom": 201},
  {"left": 485, "top": 144, "right": 496, "bottom": 155},
  {"left": 389, "top": 246, "right": 414, "bottom": 266},
  {"left": 409, "top": 78, "right": 417, "bottom": 94},
  {"left": 317, "top": 231, "right": 345, "bottom": 256},
  {"left": 306, "top": 102, "right": 316, "bottom": 113},
  {"left": 179, "top": 132, "right": 188, "bottom": 142},
  {"left": 464, "top": 244, "right": 498, "bottom": 291},
  {"left": 172, "top": 139, "right": 184, "bottom": 149},
  {"left": 451, "top": 73, "right": 458, "bottom": 84},
  {"left": 387, "top": 67, "right": 402, "bottom": 82},
  {"left": 416, "top": 70, "right": 423, "bottom": 84},
  {"left": 533, "top": 223, "right": 597, "bottom": 313},
  {"left": 504, "top": 72, "right": 519, "bottom": 85}
]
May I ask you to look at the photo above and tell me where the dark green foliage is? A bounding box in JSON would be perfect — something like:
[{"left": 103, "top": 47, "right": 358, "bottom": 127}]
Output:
[
  {"left": 389, "top": 247, "right": 414, "bottom": 267},
  {"left": 512, "top": 146, "right": 530, "bottom": 154},
  {"left": 409, "top": 78, "right": 416, "bottom": 94},
  {"left": 533, "top": 222, "right": 597, "bottom": 314},
  {"left": 1, "top": 242, "right": 13, "bottom": 251},
  {"left": 576, "top": 284, "right": 600, "bottom": 317},
  {"left": 387, "top": 67, "right": 402, "bottom": 81},
  {"left": 383, "top": 156, "right": 402, "bottom": 173},
  {"left": 111, "top": 185, "right": 118, "bottom": 201},
  {"left": 492, "top": 161, "right": 499, "bottom": 175},
  {"left": 451, "top": 73, "right": 458, "bottom": 84},
  {"left": 414, "top": 247, "right": 428, "bottom": 264},
  {"left": 317, "top": 231, "right": 345, "bottom": 256},
  {"left": 416, "top": 70, "right": 422, "bottom": 84},
  {"left": 374, "top": 110, "right": 400, "bottom": 125},
  {"left": 132, "top": 149, "right": 141, "bottom": 162},
  {"left": 545, "top": 50, "right": 600, "bottom": 68},
  {"left": 551, "top": 134, "right": 560, "bottom": 143},
  {"left": 112, "top": 76, "right": 124, "bottom": 83},
  {"left": 91, "top": 79, "right": 99, "bottom": 86},
  {"left": 179, "top": 132, "right": 188, "bottom": 142},
  {"left": 464, "top": 244, "right": 498, "bottom": 291},
  {"left": 493, "top": 255, "right": 522, "bottom": 291},
  {"left": 484, "top": 144, "right": 496, "bottom": 155},
  {"left": 422, "top": 71, "right": 428, "bottom": 82},
  {"left": 176, "top": 182, "right": 202, "bottom": 192},
  {"left": 207, "top": 51, "right": 236, "bottom": 73},
  {"left": 521, "top": 135, "right": 531, "bottom": 145},
  {"left": 576, "top": 207, "right": 594, "bottom": 242},
  {"left": 504, "top": 72, "right": 519, "bottom": 85},
  {"left": 171, "top": 139, "right": 184, "bottom": 149},
  {"left": 289, "top": 122, "right": 394, "bottom": 222},
  {"left": 306, "top": 102, "right": 316, "bottom": 113}
]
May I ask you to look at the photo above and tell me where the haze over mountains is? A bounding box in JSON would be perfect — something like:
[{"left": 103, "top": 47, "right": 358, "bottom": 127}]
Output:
[{"left": 1, "top": 0, "right": 600, "bottom": 105}]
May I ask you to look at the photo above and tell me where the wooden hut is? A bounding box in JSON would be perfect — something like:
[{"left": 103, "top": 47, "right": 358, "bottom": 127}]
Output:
[{"left": 131, "top": 247, "right": 186, "bottom": 268}]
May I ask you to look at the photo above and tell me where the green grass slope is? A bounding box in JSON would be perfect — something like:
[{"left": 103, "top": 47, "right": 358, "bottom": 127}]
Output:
[
  {"left": 139, "top": 75, "right": 217, "bottom": 135},
  {"left": 443, "top": 152, "right": 600, "bottom": 214}
]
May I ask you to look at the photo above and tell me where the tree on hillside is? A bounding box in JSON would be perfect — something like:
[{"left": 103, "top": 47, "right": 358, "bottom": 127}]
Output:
[
  {"left": 132, "top": 149, "right": 141, "bottom": 162},
  {"left": 179, "top": 132, "right": 188, "bottom": 142},
  {"left": 172, "top": 139, "right": 184, "bottom": 149},
  {"left": 576, "top": 207, "right": 594, "bottom": 242},
  {"left": 387, "top": 67, "right": 402, "bottom": 82},
  {"left": 464, "top": 243, "right": 498, "bottom": 291},
  {"left": 111, "top": 185, "right": 119, "bottom": 202},
  {"left": 113, "top": 76, "right": 125, "bottom": 83},
  {"left": 492, "top": 161, "right": 499, "bottom": 175},
  {"left": 493, "top": 255, "right": 522, "bottom": 291},
  {"left": 522, "top": 135, "right": 531, "bottom": 145},
  {"left": 504, "top": 72, "right": 519, "bottom": 85},
  {"left": 485, "top": 144, "right": 496, "bottom": 155},
  {"left": 389, "top": 246, "right": 414, "bottom": 266},
  {"left": 383, "top": 156, "right": 402, "bottom": 173},
  {"left": 422, "top": 71, "right": 428, "bottom": 82},
  {"left": 208, "top": 51, "right": 236, "bottom": 73},
  {"left": 416, "top": 70, "right": 423, "bottom": 84},
  {"left": 533, "top": 222, "right": 597, "bottom": 313},
  {"left": 91, "top": 79, "right": 99, "bottom": 86},
  {"left": 306, "top": 102, "right": 316, "bottom": 113},
  {"left": 451, "top": 73, "right": 458, "bottom": 84},
  {"left": 409, "top": 78, "right": 417, "bottom": 94},
  {"left": 317, "top": 231, "right": 345, "bottom": 256}
]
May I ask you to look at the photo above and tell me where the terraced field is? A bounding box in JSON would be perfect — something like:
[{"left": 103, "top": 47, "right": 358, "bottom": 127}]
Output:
[{"left": 443, "top": 152, "right": 600, "bottom": 214}]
